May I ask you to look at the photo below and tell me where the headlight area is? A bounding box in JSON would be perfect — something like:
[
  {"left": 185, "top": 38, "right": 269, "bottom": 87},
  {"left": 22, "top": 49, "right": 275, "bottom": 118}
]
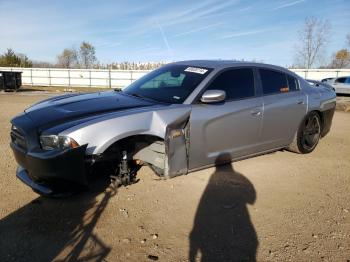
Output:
[{"left": 40, "top": 135, "right": 79, "bottom": 150}]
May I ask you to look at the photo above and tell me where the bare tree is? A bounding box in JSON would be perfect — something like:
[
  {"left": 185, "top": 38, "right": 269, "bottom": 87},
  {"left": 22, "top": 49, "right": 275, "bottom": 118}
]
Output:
[
  {"left": 295, "top": 17, "right": 331, "bottom": 69},
  {"left": 17, "top": 53, "right": 33, "bottom": 67},
  {"left": 347, "top": 34, "right": 350, "bottom": 47},
  {"left": 79, "top": 41, "right": 97, "bottom": 69},
  {"left": 57, "top": 48, "right": 78, "bottom": 68}
]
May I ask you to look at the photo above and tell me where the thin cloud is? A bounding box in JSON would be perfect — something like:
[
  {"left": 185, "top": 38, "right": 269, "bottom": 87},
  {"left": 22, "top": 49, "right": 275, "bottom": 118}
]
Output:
[
  {"left": 156, "top": 21, "right": 173, "bottom": 60},
  {"left": 134, "top": 46, "right": 161, "bottom": 54},
  {"left": 221, "top": 28, "right": 275, "bottom": 39},
  {"left": 237, "top": 6, "right": 253, "bottom": 12},
  {"left": 173, "top": 22, "right": 224, "bottom": 38},
  {"left": 201, "top": 5, "right": 253, "bottom": 19},
  {"left": 134, "top": 0, "right": 239, "bottom": 35},
  {"left": 95, "top": 41, "right": 122, "bottom": 48},
  {"left": 96, "top": 0, "right": 240, "bottom": 39},
  {"left": 161, "top": 0, "right": 239, "bottom": 27},
  {"left": 272, "top": 0, "right": 305, "bottom": 10}
]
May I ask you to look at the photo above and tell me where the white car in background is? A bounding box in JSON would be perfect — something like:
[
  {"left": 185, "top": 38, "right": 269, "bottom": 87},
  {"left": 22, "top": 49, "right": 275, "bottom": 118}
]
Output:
[{"left": 322, "top": 76, "right": 350, "bottom": 95}]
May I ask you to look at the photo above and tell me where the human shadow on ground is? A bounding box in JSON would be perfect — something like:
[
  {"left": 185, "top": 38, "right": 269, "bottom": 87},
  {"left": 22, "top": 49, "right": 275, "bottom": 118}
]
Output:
[
  {"left": 189, "top": 154, "right": 258, "bottom": 261},
  {"left": 0, "top": 174, "right": 114, "bottom": 262}
]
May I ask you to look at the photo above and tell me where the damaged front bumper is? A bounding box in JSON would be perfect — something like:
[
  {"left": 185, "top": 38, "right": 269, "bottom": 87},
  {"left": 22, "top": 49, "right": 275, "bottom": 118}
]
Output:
[{"left": 11, "top": 142, "right": 88, "bottom": 196}]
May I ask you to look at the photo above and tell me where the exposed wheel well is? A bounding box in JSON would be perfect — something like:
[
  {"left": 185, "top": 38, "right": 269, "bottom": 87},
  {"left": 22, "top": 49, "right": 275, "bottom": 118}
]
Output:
[{"left": 100, "top": 135, "right": 166, "bottom": 176}]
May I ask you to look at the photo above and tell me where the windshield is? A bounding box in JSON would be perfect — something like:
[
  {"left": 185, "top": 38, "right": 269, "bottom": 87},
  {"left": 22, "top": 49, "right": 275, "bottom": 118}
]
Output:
[{"left": 123, "top": 64, "right": 212, "bottom": 104}]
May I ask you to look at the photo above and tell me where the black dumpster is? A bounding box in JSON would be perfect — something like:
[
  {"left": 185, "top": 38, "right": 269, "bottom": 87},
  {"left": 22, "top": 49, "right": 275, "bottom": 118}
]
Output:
[
  {"left": 0, "top": 73, "right": 3, "bottom": 90},
  {"left": 0, "top": 71, "right": 22, "bottom": 91}
]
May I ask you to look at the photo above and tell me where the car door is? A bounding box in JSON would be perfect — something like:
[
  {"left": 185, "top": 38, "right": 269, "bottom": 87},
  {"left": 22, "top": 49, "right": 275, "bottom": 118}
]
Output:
[
  {"left": 188, "top": 67, "right": 263, "bottom": 170},
  {"left": 258, "top": 69, "right": 307, "bottom": 150}
]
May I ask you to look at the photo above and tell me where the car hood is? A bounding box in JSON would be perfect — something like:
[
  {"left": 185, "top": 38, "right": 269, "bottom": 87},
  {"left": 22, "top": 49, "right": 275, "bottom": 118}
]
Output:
[{"left": 23, "top": 91, "right": 158, "bottom": 129}]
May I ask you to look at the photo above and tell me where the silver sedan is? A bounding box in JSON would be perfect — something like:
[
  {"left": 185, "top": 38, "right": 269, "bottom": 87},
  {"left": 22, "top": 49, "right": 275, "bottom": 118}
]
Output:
[{"left": 10, "top": 60, "right": 337, "bottom": 196}]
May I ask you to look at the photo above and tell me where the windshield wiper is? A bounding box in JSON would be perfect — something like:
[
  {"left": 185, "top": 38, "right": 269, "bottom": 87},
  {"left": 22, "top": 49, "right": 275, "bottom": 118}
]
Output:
[
  {"left": 121, "top": 91, "right": 170, "bottom": 104},
  {"left": 126, "top": 92, "right": 157, "bottom": 102}
]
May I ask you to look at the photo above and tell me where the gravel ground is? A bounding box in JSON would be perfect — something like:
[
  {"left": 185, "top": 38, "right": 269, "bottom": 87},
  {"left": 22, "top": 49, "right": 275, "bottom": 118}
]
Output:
[
  {"left": 336, "top": 95, "right": 350, "bottom": 112},
  {"left": 0, "top": 92, "right": 349, "bottom": 262}
]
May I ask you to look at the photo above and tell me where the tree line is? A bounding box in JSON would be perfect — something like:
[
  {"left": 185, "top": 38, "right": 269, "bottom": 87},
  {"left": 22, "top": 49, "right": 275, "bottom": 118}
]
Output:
[
  {"left": 0, "top": 41, "right": 166, "bottom": 70},
  {"left": 0, "top": 49, "right": 32, "bottom": 67},
  {"left": 0, "top": 41, "right": 97, "bottom": 68},
  {"left": 56, "top": 41, "right": 97, "bottom": 69},
  {"left": 0, "top": 19, "right": 349, "bottom": 69}
]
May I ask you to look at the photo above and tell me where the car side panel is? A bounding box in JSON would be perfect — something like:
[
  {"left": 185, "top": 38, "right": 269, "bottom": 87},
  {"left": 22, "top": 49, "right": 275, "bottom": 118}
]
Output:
[
  {"left": 303, "top": 79, "right": 336, "bottom": 113},
  {"left": 188, "top": 97, "right": 263, "bottom": 170},
  {"left": 259, "top": 91, "right": 307, "bottom": 149}
]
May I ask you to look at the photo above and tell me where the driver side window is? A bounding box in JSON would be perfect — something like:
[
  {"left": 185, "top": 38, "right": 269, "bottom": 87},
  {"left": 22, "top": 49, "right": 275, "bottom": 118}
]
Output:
[{"left": 206, "top": 68, "right": 255, "bottom": 101}]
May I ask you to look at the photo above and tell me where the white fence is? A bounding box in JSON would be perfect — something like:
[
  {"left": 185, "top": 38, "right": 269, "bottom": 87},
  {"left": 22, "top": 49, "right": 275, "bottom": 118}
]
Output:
[
  {"left": 0, "top": 67, "right": 149, "bottom": 89},
  {"left": 291, "top": 69, "right": 350, "bottom": 80},
  {"left": 1, "top": 67, "right": 350, "bottom": 89}
]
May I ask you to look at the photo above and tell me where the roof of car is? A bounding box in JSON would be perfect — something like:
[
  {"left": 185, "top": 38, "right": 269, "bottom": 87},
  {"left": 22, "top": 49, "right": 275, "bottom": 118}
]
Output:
[{"left": 171, "top": 59, "right": 291, "bottom": 72}]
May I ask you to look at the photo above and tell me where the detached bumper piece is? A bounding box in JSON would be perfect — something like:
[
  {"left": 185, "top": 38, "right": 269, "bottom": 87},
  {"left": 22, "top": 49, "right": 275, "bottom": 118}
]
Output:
[
  {"left": 17, "top": 166, "right": 53, "bottom": 195},
  {"left": 11, "top": 143, "right": 88, "bottom": 196}
]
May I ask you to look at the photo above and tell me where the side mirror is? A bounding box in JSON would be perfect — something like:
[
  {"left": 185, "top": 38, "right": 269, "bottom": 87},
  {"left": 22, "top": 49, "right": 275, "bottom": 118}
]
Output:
[{"left": 200, "top": 90, "right": 226, "bottom": 103}]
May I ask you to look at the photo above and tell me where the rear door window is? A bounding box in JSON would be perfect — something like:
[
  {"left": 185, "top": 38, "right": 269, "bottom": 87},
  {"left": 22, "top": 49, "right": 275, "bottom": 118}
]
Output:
[
  {"left": 260, "top": 69, "right": 288, "bottom": 95},
  {"left": 206, "top": 68, "right": 255, "bottom": 100},
  {"left": 287, "top": 75, "right": 299, "bottom": 91}
]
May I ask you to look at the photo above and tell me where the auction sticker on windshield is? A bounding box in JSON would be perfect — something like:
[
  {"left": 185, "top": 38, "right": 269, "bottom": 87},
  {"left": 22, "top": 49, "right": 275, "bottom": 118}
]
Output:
[{"left": 184, "top": 67, "right": 208, "bottom": 74}]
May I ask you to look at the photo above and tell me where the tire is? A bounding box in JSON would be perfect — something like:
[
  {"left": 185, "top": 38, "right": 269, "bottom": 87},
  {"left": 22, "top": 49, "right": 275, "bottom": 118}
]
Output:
[{"left": 288, "top": 111, "right": 321, "bottom": 154}]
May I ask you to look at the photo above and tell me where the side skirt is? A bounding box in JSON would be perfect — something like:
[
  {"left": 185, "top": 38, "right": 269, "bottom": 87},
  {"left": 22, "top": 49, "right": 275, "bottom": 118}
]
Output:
[{"left": 187, "top": 146, "right": 287, "bottom": 174}]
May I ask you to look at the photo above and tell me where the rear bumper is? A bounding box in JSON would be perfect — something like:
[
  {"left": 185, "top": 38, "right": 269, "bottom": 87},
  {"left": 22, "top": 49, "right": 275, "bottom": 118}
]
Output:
[{"left": 11, "top": 142, "right": 88, "bottom": 195}]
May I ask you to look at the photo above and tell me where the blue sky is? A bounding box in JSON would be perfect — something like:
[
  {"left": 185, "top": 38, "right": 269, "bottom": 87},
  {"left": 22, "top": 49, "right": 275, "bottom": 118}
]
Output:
[{"left": 0, "top": 0, "right": 349, "bottom": 66}]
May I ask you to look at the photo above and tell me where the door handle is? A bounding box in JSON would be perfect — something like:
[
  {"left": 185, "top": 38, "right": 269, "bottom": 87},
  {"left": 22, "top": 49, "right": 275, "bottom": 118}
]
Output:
[
  {"left": 251, "top": 110, "right": 261, "bottom": 116},
  {"left": 297, "top": 100, "right": 304, "bottom": 105}
]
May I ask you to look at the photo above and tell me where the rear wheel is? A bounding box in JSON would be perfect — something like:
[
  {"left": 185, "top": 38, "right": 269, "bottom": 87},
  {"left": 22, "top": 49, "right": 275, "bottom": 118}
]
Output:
[{"left": 289, "top": 112, "right": 321, "bottom": 154}]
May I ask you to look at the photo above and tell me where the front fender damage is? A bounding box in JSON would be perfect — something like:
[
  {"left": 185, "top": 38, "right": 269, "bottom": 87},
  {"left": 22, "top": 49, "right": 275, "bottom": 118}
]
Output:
[
  {"left": 63, "top": 105, "right": 192, "bottom": 179},
  {"left": 121, "top": 108, "right": 191, "bottom": 179},
  {"left": 164, "top": 115, "right": 190, "bottom": 178}
]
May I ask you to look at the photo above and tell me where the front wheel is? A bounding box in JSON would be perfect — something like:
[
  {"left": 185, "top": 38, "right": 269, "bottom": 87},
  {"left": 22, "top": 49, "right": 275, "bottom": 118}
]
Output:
[{"left": 288, "top": 112, "right": 321, "bottom": 154}]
